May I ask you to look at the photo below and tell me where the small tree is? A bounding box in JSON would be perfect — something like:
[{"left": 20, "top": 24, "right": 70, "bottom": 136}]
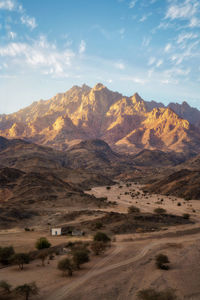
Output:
[
  {"left": 37, "top": 250, "right": 49, "bottom": 266},
  {"left": 12, "top": 253, "right": 30, "bottom": 270},
  {"left": 35, "top": 237, "right": 51, "bottom": 250},
  {"left": 15, "top": 282, "right": 38, "bottom": 300},
  {"left": 155, "top": 254, "right": 170, "bottom": 270},
  {"left": 183, "top": 213, "right": 190, "bottom": 219},
  {"left": 0, "top": 280, "right": 12, "bottom": 293},
  {"left": 58, "top": 258, "right": 73, "bottom": 276},
  {"left": 128, "top": 205, "right": 140, "bottom": 213},
  {"left": 72, "top": 250, "right": 89, "bottom": 269},
  {"left": 154, "top": 208, "right": 166, "bottom": 215},
  {"left": 91, "top": 241, "right": 106, "bottom": 255},
  {"left": 0, "top": 246, "right": 15, "bottom": 265},
  {"left": 94, "top": 232, "right": 110, "bottom": 243}
]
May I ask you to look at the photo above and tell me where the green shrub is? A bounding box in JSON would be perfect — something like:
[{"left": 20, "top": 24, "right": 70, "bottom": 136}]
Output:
[
  {"left": 137, "top": 288, "right": 177, "bottom": 300},
  {"left": 154, "top": 208, "right": 166, "bottom": 215},
  {"left": 155, "top": 253, "right": 170, "bottom": 270},
  {"left": 12, "top": 253, "right": 30, "bottom": 270},
  {"left": 91, "top": 241, "right": 106, "bottom": 255},
  {"left": 183, "top": 213, "right": 190, "bottom": 219},
  {"left": 0, "top": 280, "right": 12, "bottom": 293},
  {"left": 35, "top": 237, "right": 51, "bottom": 250},
  {"left": 15, "top": 282, "right": 38, "bottom": 300},
  {"left": 94, "top": 232, "right": 110, "bottom": 243},
  {"left": 0, "top": 246, "right": 15, "bottom": 265},
  {"left": 72, "top": 250, "right": 89, "bottom": 269},
  {"left": 128, "top": 205, "right": 140, "bottom": 213},
  {"left": 58, "top": 258, "right": 73, "bottom": 276}
]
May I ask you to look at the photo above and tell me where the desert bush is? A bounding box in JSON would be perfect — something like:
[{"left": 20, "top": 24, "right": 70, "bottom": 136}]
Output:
[
  {"left": 15, "top": 282, "right": 38, "bottom": 300},
  {"left": 95, "top": 222, "right": 103, "bottom": 229},
  {"left": 128, "top": 205, "right": 140, "bottom": 214},
  {"left": 154, "top": 208, "right": 166, "bottom": 215},
  {"left": 72, "top": 249, "right": 89, "bottom": 269},
  {"left": 0, "top": 280, "right": 12, "bottom": 293},
  {"left": 183, "top": 213, "right": 190, "bottom": 219},
  {"left": 37, "top": 250, "right": 49, "bottom": 266},
  {"left": 0, "top": 246, "right": 15, "bottom": 265},
  {"left": 12, "top": 253, "right": 30, "bottom": 270},
  {"left": 137, "top": 288, "right": 177, "bottom": 300},
  {"left": 155, "top": 253, "right": 170, "bottom": 270},
  {"left": 58, "top": 258, "right": 73, "bottom": 276},
  {"left": 35, "top": 237, "right": 51, "bottom": 250},
  {"left": 94, "top": 232, "right": 110, "bottom": 243},
  {"left": 91, "top": 241, "right": 106, "bottom": 255}
]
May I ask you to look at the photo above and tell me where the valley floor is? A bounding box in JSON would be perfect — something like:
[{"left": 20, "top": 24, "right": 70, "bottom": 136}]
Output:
[{"left": 1, "top": 182, "right": 200, "bottom": 299}]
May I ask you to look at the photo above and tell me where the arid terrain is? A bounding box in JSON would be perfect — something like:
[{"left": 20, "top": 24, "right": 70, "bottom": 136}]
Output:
[
  {"left": 1, "top": 182, "right": 200, "bottom": 299},
  {"left": 1, "top": 85, "right": 200, "bottom": 299}
]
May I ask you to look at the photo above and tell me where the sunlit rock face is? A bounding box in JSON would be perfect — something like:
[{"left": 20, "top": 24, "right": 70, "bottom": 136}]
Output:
[{"left": 1, "top": 83, "right": 200, "bottom": 154}]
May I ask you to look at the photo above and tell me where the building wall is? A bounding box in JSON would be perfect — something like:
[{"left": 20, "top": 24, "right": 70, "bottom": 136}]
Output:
[{"left": 51, "top": 228, "right": 62, "bottom": 236}]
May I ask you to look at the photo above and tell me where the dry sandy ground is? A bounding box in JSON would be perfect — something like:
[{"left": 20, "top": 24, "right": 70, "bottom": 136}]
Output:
[
  {"left": 86, "top": 182, "right": 200, "bottom": 220},
  {"left": 1, "top": 182, "right": 200, "bottom": 299}
]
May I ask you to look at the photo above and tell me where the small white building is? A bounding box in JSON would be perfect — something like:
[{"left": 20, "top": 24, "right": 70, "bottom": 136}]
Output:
[{"left": 51, "top": 228, "right": 62, "bottom": 236}]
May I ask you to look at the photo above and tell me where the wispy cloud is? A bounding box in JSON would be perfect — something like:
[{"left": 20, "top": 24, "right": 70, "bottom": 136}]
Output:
[
  {"left": 114, "top": 62, "right": 125, "bottom": 70},
  {"left": 79, "top": 40, "right": 86, "bottom": 54},
  {"left": 0, "top": 0, "right": 15, "bottom": 10},
  {"left": 164, "top": 43, "right": 172, "bottom": 53},
  {"left": 0, "top": 37, "right": 75, "bottom": 77},
  {"left": 165, "top": 0, "right": 200, "bottom": 28},
  {"left": 129, "top": 0, "right": 137, "bottom": 9},
  {"left": 21, "top": 15, "right": 37, "bottom": 30}
]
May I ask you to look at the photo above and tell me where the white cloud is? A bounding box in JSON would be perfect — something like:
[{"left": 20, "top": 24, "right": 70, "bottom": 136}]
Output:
[
  {"left": 148, "top": 57, "right": 156, "bottom": 66},
  {"left": 0, "top": 39, "right": 75, "bottom": 77},
  {"left": 165, "top": 0, "right": 198, "bottom": 20},
  {"left": 8, "top": 31, "right": 16, "bottom": 39},
  {"left": 129, "top": 0, "right": 137, "bottom": 9},
  {"left": 114, "top": 62, "right": 125, "bottom": 70},
  {"left": 142, "top": 36, "right": 151, "bottom": 47},
  {"left": 164, "top": 43, "right": 172, "bottom": 52},
  {"left": 122, "top": 76, "right": 147, "bottom": 84},
  {"left": 156, "top": 59, "right": 163, "bottom": 68},
  {"left": 177, "top": 32, "right": 198, "bottom": 44},
  {"left": 0, "top": 0, "right": 15, "bottom": 10},
  {"left": 139, "top": 15, "right": 147, "bottom": 22},
  {"left": 21, "top": 15, "right": 37, "bottom": 30},
  {"left": 79, "top": 40, "right": 86, "bottom": 54}
]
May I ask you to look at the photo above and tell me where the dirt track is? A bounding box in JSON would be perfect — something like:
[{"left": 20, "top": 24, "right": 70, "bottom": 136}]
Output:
[{"left": 46, "top": 225, "right": 200, "bottom": 300}]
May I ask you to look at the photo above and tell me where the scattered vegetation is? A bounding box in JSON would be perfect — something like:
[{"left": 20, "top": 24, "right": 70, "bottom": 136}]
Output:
[
  {"left": 94, "top": 232, "right": 110, "bottom": 243},
  {"left": 72, "top": 249, "right": 89, "bottom": 269},
  {"left": 154, "top": 208, "right": 166, "bottom": 215},
  {"left": 58, "top": 258, "right": 73, "bottom": 277},
  {"left": 91, "top": 241, "right": 106, "bottom": 255},
  {"left": 183, "top": 213, "right": 190, "bottom": 219},
  {"left": 128, "top": 205, "right": 140, "bottom": 213},
  {"left": 15, "top": 282, "right": 39, "bottom": 300},
  {"left": 12, "top": 253, "right": 30, "bottom": 270},
  {"left": 137, "top": 288, "right": 177, "bottom": 300},
  {"left": 0, "top": 246, "right": 15, "bottom": 265},
  {"left": 37, "top": 250, "right": 50, "bottom": 266},
  {"left": 155, "top": 253, "right": 170, "bottom": 270},
  {"left": 0, "top": 280, "right": 12, "bottom": 294},
  {"left": 35, "top": 237, "right": 51, "bottom": 250}
]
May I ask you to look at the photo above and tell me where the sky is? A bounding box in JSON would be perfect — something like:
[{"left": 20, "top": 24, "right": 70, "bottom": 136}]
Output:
[{"left": 0, "top": 0, "right": 200, "bottom": 114}]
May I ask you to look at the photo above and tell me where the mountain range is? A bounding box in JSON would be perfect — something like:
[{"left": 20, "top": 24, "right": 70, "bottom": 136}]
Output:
[{"left": 1, "top": 83, "right": 200, "bottom": 155}]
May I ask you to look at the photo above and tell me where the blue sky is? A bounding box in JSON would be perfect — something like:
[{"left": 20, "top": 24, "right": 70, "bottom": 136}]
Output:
[{"left": 0, "top": 0, "right": 200, "bottom": 113}]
